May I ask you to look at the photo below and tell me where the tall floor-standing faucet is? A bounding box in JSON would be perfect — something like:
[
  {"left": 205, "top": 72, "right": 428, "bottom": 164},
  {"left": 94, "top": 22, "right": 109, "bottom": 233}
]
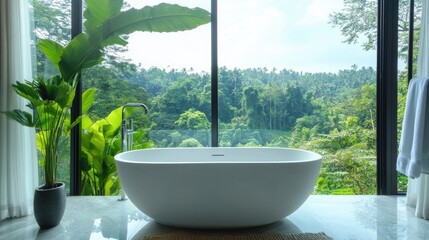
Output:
[{"left": 119, "top": 103, "right": 149, "bottom": 201}]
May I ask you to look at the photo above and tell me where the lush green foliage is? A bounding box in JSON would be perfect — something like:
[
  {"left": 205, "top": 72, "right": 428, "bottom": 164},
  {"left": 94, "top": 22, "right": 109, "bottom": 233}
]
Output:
[
  {"left": 80, "top": 102, "right": 153, "bottom": 195},
  {"left": 37, "top": 1, "right": 210, "bottom": 82},
  {"left": 22, "top": 0, "right": 210, "bottom": 191},
  {"left": 81, "top": 61, "right": 411, "bottom": 195},
  {"left": 329, "top": 0, "right": 422, "bottom": 61},
  {"left": 2, "top": 75, "right": 79, "bottom": 189}
]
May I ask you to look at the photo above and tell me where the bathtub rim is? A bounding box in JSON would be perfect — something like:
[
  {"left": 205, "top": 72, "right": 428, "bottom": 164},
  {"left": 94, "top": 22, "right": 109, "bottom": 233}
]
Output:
[{"left": 114, "top": 147, "right": 322, "bottom": 164}]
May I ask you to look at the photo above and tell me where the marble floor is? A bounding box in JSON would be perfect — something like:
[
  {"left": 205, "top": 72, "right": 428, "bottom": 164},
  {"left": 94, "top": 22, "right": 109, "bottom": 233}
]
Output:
[{"left": 0, "top": 196, "right": 429, "bottom": 240}]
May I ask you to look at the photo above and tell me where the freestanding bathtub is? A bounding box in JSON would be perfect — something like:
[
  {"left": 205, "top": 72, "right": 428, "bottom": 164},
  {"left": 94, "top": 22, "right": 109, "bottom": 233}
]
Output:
[{"left": 114, "top": 147, "right": 322, "bottom": 228}]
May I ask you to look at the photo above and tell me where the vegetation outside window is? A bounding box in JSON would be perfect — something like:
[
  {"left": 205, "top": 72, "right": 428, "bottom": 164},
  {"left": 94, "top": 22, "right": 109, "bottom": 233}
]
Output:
[
  {"left": 32, "top": 0, "right": 411, "bottom": 196},
  {"left": 80, "top": 0, "right": 211, "bottom": 195},
  {"left": 218, "top": 0, "right": 377, "bottom": 194}
]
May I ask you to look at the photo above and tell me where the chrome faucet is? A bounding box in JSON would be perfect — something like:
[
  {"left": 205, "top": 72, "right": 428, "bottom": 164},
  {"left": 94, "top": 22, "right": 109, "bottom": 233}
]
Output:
[
  {"left": 121, "top": 103, "right": 149, "bottom": 152},
  {"left": 119, "top": 103, "right": 149, "bottom": 201}
]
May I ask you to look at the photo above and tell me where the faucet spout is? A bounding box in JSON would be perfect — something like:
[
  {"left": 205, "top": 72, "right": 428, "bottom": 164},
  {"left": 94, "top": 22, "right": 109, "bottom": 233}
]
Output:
[
  {"left": 121, "top": 103, "right": 149, "bottom": 151},
  {"left": 122, "top": 103, "right": 149, "bottom": 116}
]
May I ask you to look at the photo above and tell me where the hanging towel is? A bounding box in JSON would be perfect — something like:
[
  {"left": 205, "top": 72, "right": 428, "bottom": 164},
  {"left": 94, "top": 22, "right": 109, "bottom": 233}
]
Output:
[{"left": 397, "top": 77, "right": 429, "bottom": 178}]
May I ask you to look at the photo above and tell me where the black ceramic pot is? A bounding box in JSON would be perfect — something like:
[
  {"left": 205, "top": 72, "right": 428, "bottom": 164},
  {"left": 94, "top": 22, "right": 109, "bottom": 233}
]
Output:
[{"left": 34, "top": 182, "right": 66, "bottom": 229}]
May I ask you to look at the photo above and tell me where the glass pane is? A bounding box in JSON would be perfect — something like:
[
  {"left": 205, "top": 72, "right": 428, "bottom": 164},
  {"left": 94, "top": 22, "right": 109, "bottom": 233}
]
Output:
[
  {"left": 121, "top": 0, "right": 211, "bottom": 148},
  {"left": 219, "top": 0, "right": 377, "bottom": 194},
  {"left": 32, "top": 0, "right": 71, "bottom": 193},
  {"left": 81, "top": 0, "right": 210, "bottom": 195}
]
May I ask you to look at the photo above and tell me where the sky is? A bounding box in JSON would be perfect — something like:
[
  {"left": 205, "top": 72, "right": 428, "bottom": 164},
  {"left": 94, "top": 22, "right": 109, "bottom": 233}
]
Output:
[{"left": 122, "top": 0, "right": 377, "bottom": 73}]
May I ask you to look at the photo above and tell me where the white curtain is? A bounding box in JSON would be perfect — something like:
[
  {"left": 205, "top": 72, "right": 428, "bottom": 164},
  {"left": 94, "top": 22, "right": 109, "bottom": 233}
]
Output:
[
  {"left": 0, "top": 0, "right": 39, "bottom": 221},
  {"left": 406, "top": 0, "right": 429, "bottom": 220}
]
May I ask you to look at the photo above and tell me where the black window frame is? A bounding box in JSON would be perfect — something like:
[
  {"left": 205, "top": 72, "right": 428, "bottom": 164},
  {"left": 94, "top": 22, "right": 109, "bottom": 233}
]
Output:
[{"left": 376, "top": 0, "right": 399, "bottom": 195}]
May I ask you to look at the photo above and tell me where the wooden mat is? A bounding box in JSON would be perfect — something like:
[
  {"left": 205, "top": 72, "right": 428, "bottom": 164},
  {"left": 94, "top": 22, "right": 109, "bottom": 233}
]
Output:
[{"left": 143, "top": 232, "right": 333, "bottom": 240}]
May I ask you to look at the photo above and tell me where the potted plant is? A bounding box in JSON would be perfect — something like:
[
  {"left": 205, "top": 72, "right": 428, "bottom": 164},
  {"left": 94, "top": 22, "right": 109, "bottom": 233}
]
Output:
[
  {"left": 2, "top": 75, "right": 80, "bottom": 229},
  {"left": 2, "top": 0, "right": 210, "bottom": 229}
]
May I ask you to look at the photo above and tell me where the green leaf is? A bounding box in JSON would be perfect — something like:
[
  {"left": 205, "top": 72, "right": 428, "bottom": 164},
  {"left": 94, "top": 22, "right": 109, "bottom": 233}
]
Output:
[
  {"left": 106, "top": 107, "right": 122, "bottom": 127},
  {"left": 99, "top": 35, "right": 128, "bottom": 48},
  {"left": 1, "top": 110, "right": 35, "bottom": 127},
  {"left": 84, "top": 0, "right": 123, "bottom": 29},
  {"left": 89, "top": 129, "right": 105, "bottom": 170},
  {"left": 132, "top": 129, "right": 154, "bottom": 150},
  {"left": 80, "top": 151, "right": 93, "bottom": 172},
  {"left": 33, "top": 75, "right": 76, "bottom": 108},
  {"left": 105, "top": 155, "right": 117, "bottom": 170},
  {"left": 110, "top": 136, "right": 121, "bottom": 154},
  {"left": 81, "top": 115, "right": 94, "bottom": 130},
  {"left": 36, "top": 105, "right": 57, "bottom": 131},
  {"left": 109, "top": 176, "right": 121, "bottom": 196},
  {"left": 59, "top": 3, "right": 210, "bottom": 80},
  {"left": 104, "top": 178, "right": 114, "bottom": 196},
  {"left": 59, "top": 34, "right": 104, "bottom": 81},
  {"left": 81, "top": 127, "right": 105, "bottom": 171},
  {"left": 64, "top": 74, "right": 79, "bottom": 107},
  {"left": 80, "top": 176, "right": 92, "bottom": 195},
  {"left": 52, "top": 78, "right": 75, "bottom": 108},
  {"left": 103, "top": 107, "right": 123, "bottom": 138},
  {"left": 35, "top": 132, "right": 46, "bottom": 156},
  {"left": 82, "top": 88, "right": 96, "bottom": 114},
  {"left": 38, "top": 39, "right": 64, "bottom": 71},
  {"left": 104, "top": 4, "right": 211, "bottom": 34},
  {"left": 12, "top": 81, "right": 42, "bottom": 106},
  {"left": 81, "top": 130, "right": 92, "bottom": 150}
]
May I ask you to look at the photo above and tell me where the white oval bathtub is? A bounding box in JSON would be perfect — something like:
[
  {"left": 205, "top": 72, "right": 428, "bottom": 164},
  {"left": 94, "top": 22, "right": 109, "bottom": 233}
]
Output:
[{"left": 114, "top": 147, "right": 322, "bottom": 228}]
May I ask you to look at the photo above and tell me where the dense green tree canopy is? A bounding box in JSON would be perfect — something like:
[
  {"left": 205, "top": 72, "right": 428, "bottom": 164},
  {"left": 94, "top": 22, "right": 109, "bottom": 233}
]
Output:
[{"left": 329, "top": 0, "right": 422, "bottom": 60}]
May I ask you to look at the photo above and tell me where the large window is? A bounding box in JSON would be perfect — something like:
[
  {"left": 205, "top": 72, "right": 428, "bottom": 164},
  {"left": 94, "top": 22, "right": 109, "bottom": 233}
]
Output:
[
  {"left": 218, "top": 1, "right": 377, "bottom": 194},
  {"left": 30, "top": 0, "right": 404, "bottom": 195},
  {"left": 127, "top": 1, "right": 212, "bottom": 148},
  {"left": 79, "top": 1, "right": 211, "bottom": 195}
]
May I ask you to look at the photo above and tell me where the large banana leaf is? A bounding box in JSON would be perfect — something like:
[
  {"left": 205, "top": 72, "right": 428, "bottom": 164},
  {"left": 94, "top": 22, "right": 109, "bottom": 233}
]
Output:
[
  {"left": 84, "top": 0, "right": 123, "bottom": 29},
  {"left": 103, "top": 107, "right": 123, "bottom": 138},
  {"left": 38, "top": 39, "right": 64, "bottom": 72},
  {"left": 82, "top": 88, "right": 96, "bottom": 115},
  {"left": 59, "top": 3, "right": 210, "bottom": 81}
]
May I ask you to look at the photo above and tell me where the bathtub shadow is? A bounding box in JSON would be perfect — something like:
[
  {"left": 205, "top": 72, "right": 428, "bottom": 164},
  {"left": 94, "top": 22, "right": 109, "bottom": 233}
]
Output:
[{"left": 132, "top": 219, "right": 302, "bottom": 239}]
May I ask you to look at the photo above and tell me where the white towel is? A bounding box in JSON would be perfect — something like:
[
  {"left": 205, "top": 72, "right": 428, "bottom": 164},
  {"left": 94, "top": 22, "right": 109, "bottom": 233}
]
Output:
[{"left": 397, "top": 77, "right": 429, "bottom": 178}]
